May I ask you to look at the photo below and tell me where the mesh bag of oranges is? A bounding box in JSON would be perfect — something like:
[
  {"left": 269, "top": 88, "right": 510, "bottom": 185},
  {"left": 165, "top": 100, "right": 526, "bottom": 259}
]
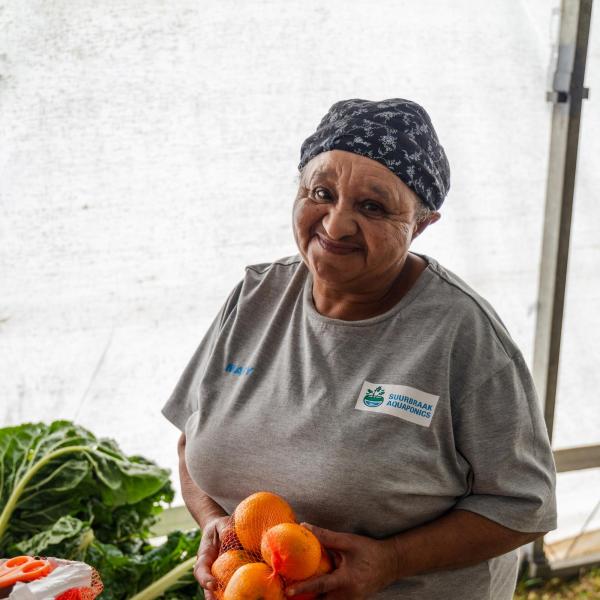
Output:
[{"left": 212, "top": 491, "right": 333, "bottom": 600}]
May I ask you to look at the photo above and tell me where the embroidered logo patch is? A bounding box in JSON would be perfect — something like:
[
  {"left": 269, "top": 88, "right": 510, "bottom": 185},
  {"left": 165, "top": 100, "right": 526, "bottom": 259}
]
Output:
[{"left": 355, "top": 380, "right": 439, "bottom": 428}]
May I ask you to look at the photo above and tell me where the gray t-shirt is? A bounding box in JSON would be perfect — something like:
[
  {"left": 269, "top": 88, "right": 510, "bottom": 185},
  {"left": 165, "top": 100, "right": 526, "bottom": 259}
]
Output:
[{"left": 162, "top": 253, "right": 557, "bottom": 600}]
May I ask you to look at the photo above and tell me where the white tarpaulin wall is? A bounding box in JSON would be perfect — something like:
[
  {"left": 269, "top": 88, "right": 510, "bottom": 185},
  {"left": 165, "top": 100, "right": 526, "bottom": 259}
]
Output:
[{"left": 1, "top": 0, "right": 599, "bottom": 547}]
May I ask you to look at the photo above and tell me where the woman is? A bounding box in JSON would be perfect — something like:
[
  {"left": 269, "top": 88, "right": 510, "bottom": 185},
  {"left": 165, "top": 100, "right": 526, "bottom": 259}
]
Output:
[{"left": 162, "top": 99, "right": 557, "bottom": 600}]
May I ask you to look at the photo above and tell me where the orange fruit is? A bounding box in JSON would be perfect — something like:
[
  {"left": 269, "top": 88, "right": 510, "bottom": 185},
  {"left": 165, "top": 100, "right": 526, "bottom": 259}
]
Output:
[
  {"left": 291, "top": 549, "right": 334, "bottom": 600},
  {"left": 223, "top": 562, "right": 285, "bottom": 600},
  {"left": 317, "top": 549, "right": 334, "bottom": 574},
  {"left": 261, "top": 523, "right": 321, "bottom": 581},
  {"left": 221, "top": 521, "right": 244, "bottom": 551},
  {"left": 211, "top": 549, "right": 254, "bottom": 590},
  {"left": 233, "top": 491, "right": 296, "bottom": 553}
]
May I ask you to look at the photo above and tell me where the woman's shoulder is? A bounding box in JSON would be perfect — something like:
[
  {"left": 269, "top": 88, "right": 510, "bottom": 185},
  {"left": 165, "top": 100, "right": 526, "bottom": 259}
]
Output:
[
  {"left": 235, "top": 254, "right": 306, "bottom": 305},
  {"left": 418, "top": 254, "right": 518, "bottom": 362},
  {"left": 244, "top": 254, "right": 304, "bottom": 278}
]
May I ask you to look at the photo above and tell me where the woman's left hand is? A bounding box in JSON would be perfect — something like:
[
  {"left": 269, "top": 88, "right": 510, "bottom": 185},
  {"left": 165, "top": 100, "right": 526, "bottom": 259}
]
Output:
[{"left": 285, "top": 523, "right": 398, "bottom": 599}]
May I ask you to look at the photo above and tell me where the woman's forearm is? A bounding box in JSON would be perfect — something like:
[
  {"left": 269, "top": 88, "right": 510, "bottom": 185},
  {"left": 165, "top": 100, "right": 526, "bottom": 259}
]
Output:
[
  {"left": 387, "top": 509, "right": 543, "bottom": 581},
  {"left": 178, "top": 434, "right": 227, "bottom": 530}
]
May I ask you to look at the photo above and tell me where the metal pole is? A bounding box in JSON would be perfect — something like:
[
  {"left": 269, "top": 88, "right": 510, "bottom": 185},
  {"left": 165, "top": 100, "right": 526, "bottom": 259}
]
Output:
[{"left": 529, "top": 0, "right": 593, "bottom": 576}]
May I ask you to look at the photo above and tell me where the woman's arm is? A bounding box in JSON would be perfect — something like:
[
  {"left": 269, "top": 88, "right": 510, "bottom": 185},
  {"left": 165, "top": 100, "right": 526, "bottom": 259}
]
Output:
[
  {"left": 389, "top": 508, "right": 542, "bottom": 578},
  {"left": 178, "top": 433, "right": 227, "bottom": 529},
  {"left": 286, "top": 509, "right": 544, "bottom": 599},
  {"left": 178, "top": 434, "right": 228, "bottom": 600}
]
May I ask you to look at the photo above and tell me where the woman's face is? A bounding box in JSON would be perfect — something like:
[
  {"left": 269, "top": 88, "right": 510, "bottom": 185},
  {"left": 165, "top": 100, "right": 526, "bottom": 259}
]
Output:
[{"left": 293, "top": 150, "right": 431, "bottom": 290}]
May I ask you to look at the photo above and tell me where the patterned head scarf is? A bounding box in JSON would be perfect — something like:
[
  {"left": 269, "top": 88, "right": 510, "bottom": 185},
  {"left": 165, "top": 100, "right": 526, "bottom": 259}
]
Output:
[{"left": 298, "top": 98, "right": 450, "bottom": 211}]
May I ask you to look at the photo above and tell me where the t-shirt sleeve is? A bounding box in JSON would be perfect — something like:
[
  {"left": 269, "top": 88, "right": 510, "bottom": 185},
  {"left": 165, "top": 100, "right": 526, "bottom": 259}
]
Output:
[
  {"left": 161, "top": 280, "right": 243, "bottom": 432},
  {"left": 453, "top": 350, "right": 557, "bottom": 533}
]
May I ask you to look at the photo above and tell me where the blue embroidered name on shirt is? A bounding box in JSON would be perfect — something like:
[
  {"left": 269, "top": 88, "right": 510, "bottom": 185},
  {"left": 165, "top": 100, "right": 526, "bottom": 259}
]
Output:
[{"left": 225, "top": 363, "right": 254, "bottom": 376}]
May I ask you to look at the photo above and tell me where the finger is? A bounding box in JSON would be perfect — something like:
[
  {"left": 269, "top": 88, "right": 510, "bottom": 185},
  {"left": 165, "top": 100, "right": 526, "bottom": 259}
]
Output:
[
  {"left": 193, "top": 549, "right": 219, "bottom": 590},
  {"left": 301, "top": 523, "right": 353, "bottom": 552},
  {"left": 285, "top": 572, "right": 341, "bottom": 597},
  {"left": 328, "top": 548, "right": 343, "bottom": 569},
  {"left": 196, "top": 530, "right": 220, "bottom": 562},
  {"left": 197, "top": 542, "right": 219, "bottom": 564}
]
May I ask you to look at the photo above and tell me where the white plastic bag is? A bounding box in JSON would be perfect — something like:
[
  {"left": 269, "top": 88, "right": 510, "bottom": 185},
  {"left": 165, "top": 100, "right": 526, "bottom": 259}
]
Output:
[{"left": 8, "top": 559, "right": 92, "bottom": 600}]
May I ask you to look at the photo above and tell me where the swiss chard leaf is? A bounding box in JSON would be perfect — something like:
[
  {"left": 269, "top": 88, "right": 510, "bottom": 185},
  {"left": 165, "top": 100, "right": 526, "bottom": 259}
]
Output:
[
  {"left": 85, "top": 530, "right": 201, "bottom": 600},
  {"left": 0, "top": 421, "right": 198, "bottom": 600},
  {"left": 10, "top": 515, "right": 94, "bottom": 560},
  {"left": 0, "top": 421, "right": 172, "bottom": 555}
]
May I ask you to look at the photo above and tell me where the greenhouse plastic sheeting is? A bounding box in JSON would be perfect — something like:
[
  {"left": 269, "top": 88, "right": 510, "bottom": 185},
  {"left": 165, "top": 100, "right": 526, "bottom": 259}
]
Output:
[{"left": 1, "top": 0, "right": 598, "bottom": 544}]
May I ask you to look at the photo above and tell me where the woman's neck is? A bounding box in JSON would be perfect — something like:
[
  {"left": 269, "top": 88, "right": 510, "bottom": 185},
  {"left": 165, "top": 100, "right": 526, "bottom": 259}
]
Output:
[{"left": 311, "top": 253, "right": 427, "bottom": 321}]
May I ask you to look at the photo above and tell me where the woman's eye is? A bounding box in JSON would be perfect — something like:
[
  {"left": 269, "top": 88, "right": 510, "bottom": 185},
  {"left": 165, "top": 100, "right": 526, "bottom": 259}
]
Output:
[
  {"left": 313, "top": 188, "right": 332, "bottom": 201},
  {"left": 362, "top": 201, "right": 385, "bottom": 215}
]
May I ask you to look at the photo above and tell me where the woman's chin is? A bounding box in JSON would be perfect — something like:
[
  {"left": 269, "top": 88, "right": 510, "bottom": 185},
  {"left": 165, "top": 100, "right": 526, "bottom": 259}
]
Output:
[{"left": 307, "top": 255, "right": 362, "bottom": 285}]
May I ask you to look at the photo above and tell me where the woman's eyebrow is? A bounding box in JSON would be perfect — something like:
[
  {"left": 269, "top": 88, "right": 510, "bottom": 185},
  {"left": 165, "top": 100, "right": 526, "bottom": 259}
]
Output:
[
  {"left": 365, "top": 182, "right": 390, "bottom": 198},
  {"left": 309, "top": 168, "right": 334, "bottom": 182}
]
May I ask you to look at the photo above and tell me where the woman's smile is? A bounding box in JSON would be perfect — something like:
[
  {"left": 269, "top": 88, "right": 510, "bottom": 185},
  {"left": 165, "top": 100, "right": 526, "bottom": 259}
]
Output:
[{"left": 314, "top": 232, "right": 362, "bottom": 255}]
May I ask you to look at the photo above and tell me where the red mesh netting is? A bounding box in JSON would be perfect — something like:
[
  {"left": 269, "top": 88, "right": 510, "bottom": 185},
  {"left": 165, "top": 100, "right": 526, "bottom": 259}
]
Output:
[{"left": 212, "top": 491, "right": 332, "bottom": 598}]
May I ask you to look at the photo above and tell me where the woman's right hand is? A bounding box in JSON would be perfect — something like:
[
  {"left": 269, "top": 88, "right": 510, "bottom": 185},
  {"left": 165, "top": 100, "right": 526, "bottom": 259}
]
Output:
[{"left": 193, "top": 514, "right": 232, "bottom": 599}]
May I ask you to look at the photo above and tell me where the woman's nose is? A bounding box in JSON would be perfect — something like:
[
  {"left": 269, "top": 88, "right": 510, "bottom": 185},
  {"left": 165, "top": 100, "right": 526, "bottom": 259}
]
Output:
[{"left": 321, "top": 204, "right": 358, "bottom": 240}]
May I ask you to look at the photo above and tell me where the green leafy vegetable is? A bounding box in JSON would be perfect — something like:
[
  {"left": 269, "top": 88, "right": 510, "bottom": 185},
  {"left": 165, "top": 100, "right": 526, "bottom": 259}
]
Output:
[
  {"left": 0, "top": 421, "right": 202, "bottom": 599},
  {"left": 0, "top": 421, "right": 172, "bottom": 548},
  {"left": 12, "top": 515, "right": 94, "bottom": 558},
  {"left": 84, "top": 530, "right": 202, "bottom": 600}
]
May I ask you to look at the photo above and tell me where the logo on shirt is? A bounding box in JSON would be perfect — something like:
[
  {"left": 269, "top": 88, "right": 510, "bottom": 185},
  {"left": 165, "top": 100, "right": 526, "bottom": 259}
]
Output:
[
  {"left": 362, "top": 385, "right": 385, "bottom": 407},
  {"left": 225, "top": 362, "right": 254, "bottom": 376},
  {"left": 356, "top": 380, "right": 439, "bottom": 428}
]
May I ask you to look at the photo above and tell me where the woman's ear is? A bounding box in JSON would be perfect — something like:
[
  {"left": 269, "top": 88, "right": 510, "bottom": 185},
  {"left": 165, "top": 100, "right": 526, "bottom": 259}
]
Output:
[{"left": 413, "top": 211, "right": 441, "bottom": 239}]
